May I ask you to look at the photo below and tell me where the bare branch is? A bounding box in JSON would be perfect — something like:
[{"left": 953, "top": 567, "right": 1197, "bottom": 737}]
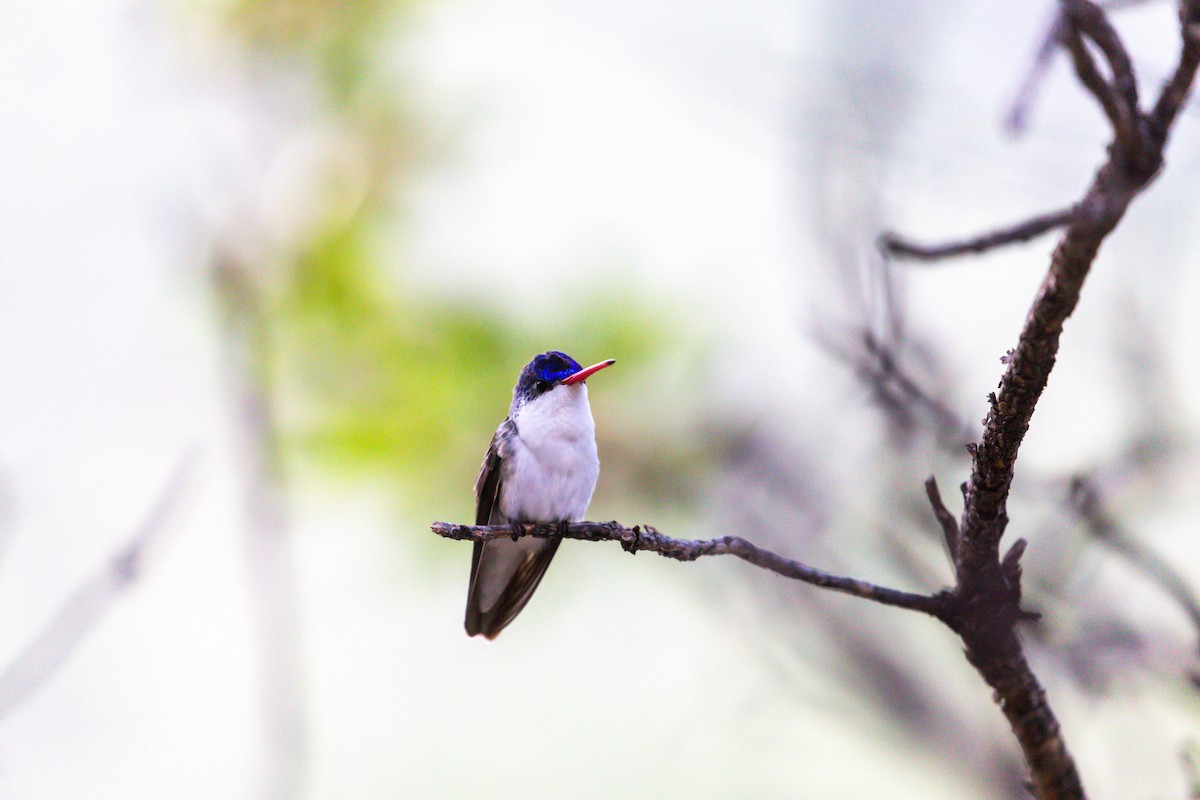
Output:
[
  {"left": 962, "top": 131, "right": 1162, "bottom": 592},
  {"left": 1060, "top": 0, "right": 1142, "bottom": 157},
  {"left": 963, "top": 634, "right": 1081, "bottom": 800},
  {"left": 925, "top": 476, "right": 960, "bottom": 561},
  {"left": 1005, "top": 0, "right": 1154, "bottom": 136},
  {"left": 819, "top": 328, "right": 976, "bottom": 450},
  {"left": 1060, "top": 28, "right": 1128, "bottom": 136},
  {"left": 1005, "top": 10, "right": 1066, "bottom": 136},
  {"left": 944, "top": 6, "right": 1200, "bottom": 799},
  {"left": 1070, "top": 477, "right": 1200, "bottom": 662},
  {"left": 1148, "top": 12, "right": 1200, "bottom": 140},
  {"left": 432, "top": 521, "right": 950, "bottom": 619},
  {"left": 860, "top": 332, "right": 976, "bottom": 445},
  {"left": 0, "top": 454, "right": 195, "bottom": 722},
  {"left": 879, "top": 206, "right": 1076, "bottom": 262},
  {"left": 433, "top": 7, "right": 1200, "bottom": 800},
  {"left": 958, "top": 0, "right": 1198, "bottom": 575}
]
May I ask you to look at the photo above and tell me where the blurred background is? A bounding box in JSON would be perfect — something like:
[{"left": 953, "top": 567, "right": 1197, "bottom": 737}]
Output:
[{"left": 1, "top": 0, "right": 1199, "bottom": 797}]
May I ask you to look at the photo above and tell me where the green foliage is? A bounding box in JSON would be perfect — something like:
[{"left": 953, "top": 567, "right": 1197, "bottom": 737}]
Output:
[
  {"left": 273, "top": 214, "right": 665, "bottom": 519},
  {"left": 208, "top": 0, "right": 680, "bottom": 525}
]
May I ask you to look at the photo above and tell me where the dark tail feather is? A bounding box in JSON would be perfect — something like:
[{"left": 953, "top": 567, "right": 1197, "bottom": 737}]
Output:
[{"left": 464, "top": 537, "right": 563, "bottom": 639}]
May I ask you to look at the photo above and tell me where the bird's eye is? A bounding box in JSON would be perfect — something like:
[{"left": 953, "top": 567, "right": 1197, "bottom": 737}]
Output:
[{"left": 536, "top": 380, "right": 552, "bottom": 393}]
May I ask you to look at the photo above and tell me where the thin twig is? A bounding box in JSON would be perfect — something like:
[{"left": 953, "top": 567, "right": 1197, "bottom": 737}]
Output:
[
  {"left": 879, "top": 206, "right": 1076, "bottom": 262},
  {"left": 1005, "top": 0, "right": 1152, "bottom": 136},
  {"left": 1070, "top": 477, "right": 1200, "bottom": 660},
  {"left": 432, "top": 521, "right": 950, "bottom": 619},
  {"left": 859, "top": 331, "right": 977, "bottom": 447},
  {"left": 1148, "top": 12, "right": 1200, "bottom": 140},
  {"left": 818, "top": 326, "right": 977, "bottom": 451},
  {"left": 1060, "top": 0, "right": 1142, "bottom": 158},
  {"left": 1070, "top": 0, "right": 1139, "bottom": 111},
  {"left": 1060, "top": 25, "right": 1129, "bottom": 138},
  {"left": 925, "top": 477, "right": 960, "bottom": 561},
  {"left": 1006, "top": 10, "right": 1067, "bottom": 135},
  {"left": 0, "top": 454, "right": 196, "bottom": 722}
]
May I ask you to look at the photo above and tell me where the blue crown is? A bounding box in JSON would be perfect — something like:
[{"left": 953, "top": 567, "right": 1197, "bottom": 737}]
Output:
[{"left": 514, "top": 351, "right": 582, "bottom": 401}]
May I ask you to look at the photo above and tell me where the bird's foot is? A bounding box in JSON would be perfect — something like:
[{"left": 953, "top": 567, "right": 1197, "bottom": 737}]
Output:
[
  {"left": 557, "top": 520, "right": 570, "bottom": 538},
  {"left": 510, "top": 522, "right": 523, "bottom": 542}
]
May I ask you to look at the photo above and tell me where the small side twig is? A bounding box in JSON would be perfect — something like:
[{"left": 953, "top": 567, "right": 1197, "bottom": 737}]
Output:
[
  {"left": 1070, "top": 476, "right": 1200, "bottom": 664},
  {"left": 1007, "top": 0, "right": 1161, "bottom": 136},
  {"left": 1147, "top": 7, "right": 1200, "bottom": 139},
  {"left": 861, "top": 332, "right": 977, "bottom": 447},
  {"left": 432, "top": 521, "right": 950, "bottom": 619},
  {"left": 1006, "top": 10, "right": 1067, "bottom": 135},
  {"left": 1060, "top": 0, "right": 1143, "bottom": 159},
  {"left": 925, "top": 476, "right": 960, "bottom": 561},
  {"left": 879, "top": 206, "right": 1076, "bottom": 262}
]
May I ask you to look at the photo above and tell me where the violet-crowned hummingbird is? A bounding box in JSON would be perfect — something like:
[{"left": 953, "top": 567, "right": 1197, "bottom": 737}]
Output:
[{"left": 464, "top": 351, "right": 616, "bottom": 639}]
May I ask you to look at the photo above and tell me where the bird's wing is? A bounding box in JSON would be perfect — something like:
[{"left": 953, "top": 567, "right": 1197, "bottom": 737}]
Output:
[
  {"left": 464, "top": 418, "right": 563, "bottom": 639},
  {"left": 473, "top": 417, "right": 512, "bottom": 527}
]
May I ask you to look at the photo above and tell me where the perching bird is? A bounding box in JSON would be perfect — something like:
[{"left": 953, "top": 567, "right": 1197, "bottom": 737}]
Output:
[{"left": 464, "top": 351, "right": 615, "bottom": 639}]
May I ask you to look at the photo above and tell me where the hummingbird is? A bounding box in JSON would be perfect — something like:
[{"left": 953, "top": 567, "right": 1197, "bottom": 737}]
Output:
[{"left": 464, "top": 351, "right": 616, "bottom": 639}]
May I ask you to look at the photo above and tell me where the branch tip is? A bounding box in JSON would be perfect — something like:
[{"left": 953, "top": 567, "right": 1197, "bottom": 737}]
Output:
[
  {"left": 924, "top": 476, "right": 961, "bottom": 561},
  {"left": 1002, "top": 537, "right": 1028, "bottom": 570},
  {"left": 881, "top": 206, "right": 1075, "bottom": 262}
]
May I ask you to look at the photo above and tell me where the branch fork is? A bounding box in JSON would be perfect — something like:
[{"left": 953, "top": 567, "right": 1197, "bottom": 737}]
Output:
[{"left": 436, "top": 2, "right": 1200, "bottom": 798}]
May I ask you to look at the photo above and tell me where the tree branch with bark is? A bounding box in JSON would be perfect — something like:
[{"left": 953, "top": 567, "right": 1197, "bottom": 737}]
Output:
[
  {"left": 434, "top": 2, "right": 1200, "bottom": 798},
  {"left": 433, "top": 520, "right": 950, "bottom": 619}
]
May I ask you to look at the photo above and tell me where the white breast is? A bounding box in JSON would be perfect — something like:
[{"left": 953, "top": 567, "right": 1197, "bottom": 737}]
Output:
[{"left": 500, "top": 383, "right": 600, "bottom": 523}]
